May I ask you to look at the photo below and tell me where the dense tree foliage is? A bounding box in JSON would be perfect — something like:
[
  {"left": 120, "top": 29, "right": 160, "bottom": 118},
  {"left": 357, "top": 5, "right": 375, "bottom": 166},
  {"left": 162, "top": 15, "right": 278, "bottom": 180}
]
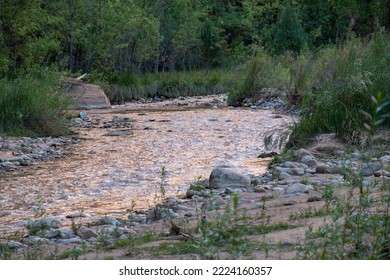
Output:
[{"left": 0, "top": 0, "right": 389, "bottom": 77}]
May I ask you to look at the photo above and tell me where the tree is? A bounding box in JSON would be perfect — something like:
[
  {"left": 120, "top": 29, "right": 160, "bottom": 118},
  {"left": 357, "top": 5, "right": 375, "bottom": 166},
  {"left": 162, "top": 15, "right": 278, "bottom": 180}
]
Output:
[{"left": 273, "top": 6, "right": 308, "bottom": 55}]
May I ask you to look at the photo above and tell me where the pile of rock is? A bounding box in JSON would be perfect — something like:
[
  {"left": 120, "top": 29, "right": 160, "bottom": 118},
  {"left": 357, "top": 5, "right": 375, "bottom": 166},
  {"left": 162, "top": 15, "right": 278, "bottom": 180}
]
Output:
[{"left": 0, "top": 136, "right": 80, "bottom": 173}]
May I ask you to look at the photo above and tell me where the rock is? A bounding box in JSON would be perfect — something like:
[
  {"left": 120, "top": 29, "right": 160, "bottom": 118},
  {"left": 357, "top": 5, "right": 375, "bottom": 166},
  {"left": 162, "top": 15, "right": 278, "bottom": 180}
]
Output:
[
  {"left": 282, "top": 162, "right": 298, "bottom": 168},
  {"left": 224, "top": 188, "right": 242, "bottom": 195},
  {"left": 76, "top": 226, "right": 98, "bottom": 240},
  {"left": 380, "top": 155, "right": 390, "bottom": 163},
  {"left": 360, "top": 163, "right": 381, "bottom": 177},
  {"left": 283, "top": 200, "right": 298, "bottom": 206},
  {"left": 23, "top": 236, "right": 52, "bottom": 246},
  {"left": 165, "top": 197, "right": 177, "bottom": 204},
  {"left": 116, "top": 227, "right": 134, "bottom": 235},
  {"left": 128, "top": 214, "right": 146, "bottom": 224},
  {"left": 251, "top": 178, "right": 262, "bottom": 186},
  {"left": 351, "top": 152, "right": 361, "bottom": 160},
  {"left": 36, "top": 229, "right": 60, "bottom": 239},
  {"left": 87, "top": 237, "right": 98, "bottom": 243},
  {"left": 253, "top": 186, "right": 267, "bottom": 193},
  {"left": 63, "top": 78, "right": 111, "bottom": 110},
  {"left": 301, "top": 156, "right": 319, "bottom": 168},
  {"left": 58, "top": 228, "right": 76, "bottom": 239},
  {"left": 257, "top": 152, "right": 278, "bottom": 158},
  {"left": 202, "top": 197, "right": 225, "bottom": 211},
  {"left": 286, "top": 183, "right": 312, "bottom": 194},
  {"left": 167, "top": 209, "right": 181, "bottom": 219},
  {"left": 66, "top": 213, "right": 87, "bottom": 219},
  {"left": 307, "top": 191, "right": 322, "bottom": 202},
  {"left": 0, "top": 241, "right": 28, "bottom": 250},
  {"left": 56, "top": 237, "right": 86, "bottom": 245},
  {"left": 103, "top": 129, "right": 132, "bottom": 137},
  {"left": 294, "top": 149, "right": 313, "bottom": 158},
  {"left": 252, "top": 202, "right": 266, "bottom": 209},
  {"left": 79, "top": 111, "right": 88, "bottom": 120},
  {"left": 186, "top": 188, "right": 209, "bottom": 198},
  {"left": 209, "top": 168, "right": 251, "bottom": 189},
  {"left": 316, "top": 164, "right": 330, "bottom": 174},
  {"left": 278, "top": 172, "right": 292, "bottom": 180},
  {"left": 98, "top": 216, "right": 119, "bottom": 226},
  {"left": 291, "top": 168, "right": 305, "bottom": 176},
  {"left": 29, "top": 217, "right": 62, "bottom": 229},
  {"left": 146, "top": 207, "right": 165, "bottom": 223}
]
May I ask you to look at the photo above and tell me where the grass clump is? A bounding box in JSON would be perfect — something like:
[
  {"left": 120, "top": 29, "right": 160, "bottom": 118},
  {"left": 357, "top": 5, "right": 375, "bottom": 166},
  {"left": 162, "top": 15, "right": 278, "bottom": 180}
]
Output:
[
  {"left": 228, "top": 50, "right": 289, "bottom": 106},
  {"left": 99, "top": 69, "right": 245, "bottom": 104},
  {"left": 0, "top": 70, "right": 71, "bottom": 136},
  {"left": 291, "top": 29, "right": 390, "bottom": 144}
]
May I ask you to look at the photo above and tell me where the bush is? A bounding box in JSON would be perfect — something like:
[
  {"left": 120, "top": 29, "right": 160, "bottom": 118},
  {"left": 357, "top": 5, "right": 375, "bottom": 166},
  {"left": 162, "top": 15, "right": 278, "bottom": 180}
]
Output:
[{"left": 0, "top": 71, "right": 71, "bottom": 136}]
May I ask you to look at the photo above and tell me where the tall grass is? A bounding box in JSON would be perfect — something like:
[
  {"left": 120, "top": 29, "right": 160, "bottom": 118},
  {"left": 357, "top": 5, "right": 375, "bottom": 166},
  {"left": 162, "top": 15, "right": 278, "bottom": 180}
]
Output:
[
  {"left": 98, "top": 70, "right": 245, "bottom": 104},
  {"left": 231, "top": 28, "right": 390, "bottom": 144},
  {"left": 227, "top": 50, "right": 290, "bottom": 106},
  {"left": 0, "top": 71, "right": 71, "bottom": 136}
]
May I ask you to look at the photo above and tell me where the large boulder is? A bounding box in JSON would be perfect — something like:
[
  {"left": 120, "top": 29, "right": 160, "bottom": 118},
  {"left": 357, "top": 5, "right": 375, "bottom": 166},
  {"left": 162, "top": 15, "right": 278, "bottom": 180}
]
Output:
[
  {"left": 63, "top": 78, "right": 111, "bottom": 110},
  {"left": 209, "top": 168, "right": 251, "bottom": 189}
]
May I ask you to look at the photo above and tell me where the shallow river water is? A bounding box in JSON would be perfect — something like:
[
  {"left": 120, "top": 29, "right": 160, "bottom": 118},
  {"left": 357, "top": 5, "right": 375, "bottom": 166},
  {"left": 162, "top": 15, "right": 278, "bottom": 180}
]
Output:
[{"left": 0, "top": 98, "right": 295, "bottom": 234}]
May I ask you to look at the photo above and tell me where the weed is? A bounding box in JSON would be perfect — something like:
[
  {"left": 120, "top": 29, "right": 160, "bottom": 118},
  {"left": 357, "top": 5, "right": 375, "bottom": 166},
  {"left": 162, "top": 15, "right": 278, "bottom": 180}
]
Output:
[
  {"left": 297, "top": 166, "right": 390, "bottom": 259},
  {"left": 0, "top": 243, "right": 12, "bottom": 260},
  {"left": 289, "top": 207, "right": 330, "bottom": 222}
]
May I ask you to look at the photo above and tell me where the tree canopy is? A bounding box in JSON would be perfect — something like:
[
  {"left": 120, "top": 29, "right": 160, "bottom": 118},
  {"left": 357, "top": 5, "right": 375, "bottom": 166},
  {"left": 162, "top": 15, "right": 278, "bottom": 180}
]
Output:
[{"left": 0, "top": 0, "right": 389, "bottom": 76}]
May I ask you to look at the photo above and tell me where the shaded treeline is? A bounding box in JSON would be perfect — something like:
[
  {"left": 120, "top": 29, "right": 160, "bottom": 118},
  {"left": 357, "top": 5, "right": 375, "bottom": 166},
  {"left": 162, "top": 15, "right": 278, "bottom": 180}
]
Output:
[{"left": 1, "top": 0, "right": 389, "bottom": 78}]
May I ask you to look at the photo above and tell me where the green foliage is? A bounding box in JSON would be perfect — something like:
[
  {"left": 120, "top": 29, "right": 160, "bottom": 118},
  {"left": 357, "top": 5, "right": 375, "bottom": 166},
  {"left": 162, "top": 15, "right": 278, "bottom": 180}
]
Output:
[
  {"left": 0, "top": 71, "right": 71, "bottom": 136},
  {"left": 228, "top": 49, "right": 289, "bottom": 106},
  {"left": 273, "top": 6, "right": 308, "bottom": 55},
  {"left": 102, "top": 70, "right": 244, "bottom": 104},
  {"left": 293, "top": 29, "right": 390, "bottom": 143}
]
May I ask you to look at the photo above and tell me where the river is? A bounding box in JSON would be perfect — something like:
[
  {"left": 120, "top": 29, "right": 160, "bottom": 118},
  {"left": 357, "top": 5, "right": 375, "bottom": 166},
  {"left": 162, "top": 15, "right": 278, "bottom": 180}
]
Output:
[{"left": 0, "top": 95, "right": 295, "bottom": 234}]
